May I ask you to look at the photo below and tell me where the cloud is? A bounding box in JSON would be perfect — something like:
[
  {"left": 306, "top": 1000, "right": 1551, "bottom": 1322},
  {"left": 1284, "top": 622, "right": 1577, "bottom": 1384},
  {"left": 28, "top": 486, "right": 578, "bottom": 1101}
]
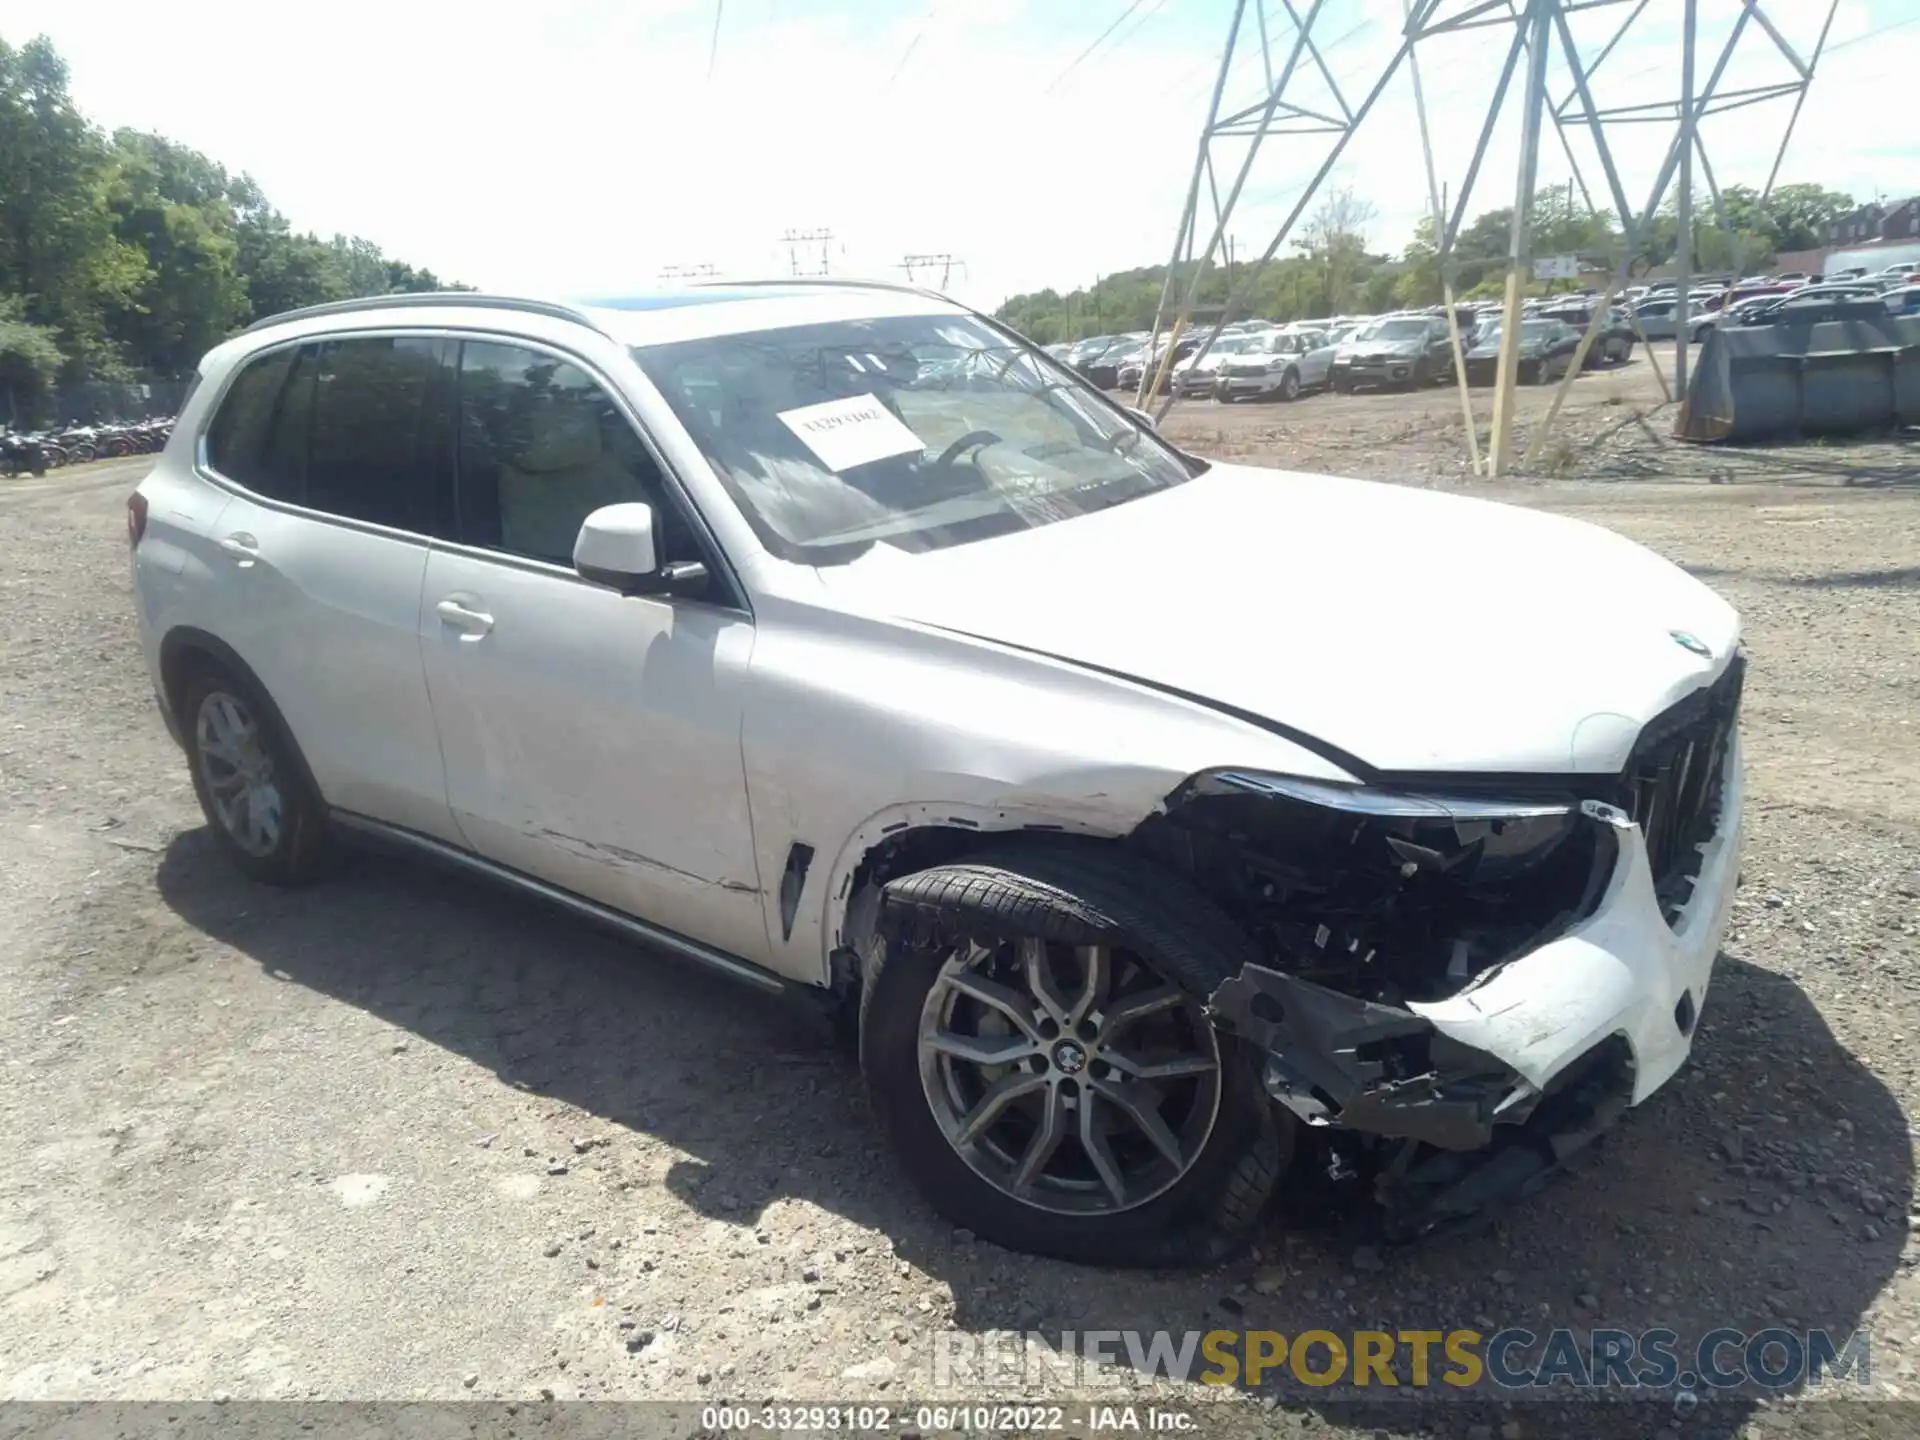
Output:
[{"left": 7, "top": 0, "right": 1912, "bottom": 310}]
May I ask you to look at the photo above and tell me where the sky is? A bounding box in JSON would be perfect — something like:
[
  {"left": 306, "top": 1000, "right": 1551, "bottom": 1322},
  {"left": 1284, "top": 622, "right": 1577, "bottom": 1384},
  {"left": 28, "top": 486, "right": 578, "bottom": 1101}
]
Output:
[{"left": 4, "top": 0, "right": 1914, "bottom": 310}]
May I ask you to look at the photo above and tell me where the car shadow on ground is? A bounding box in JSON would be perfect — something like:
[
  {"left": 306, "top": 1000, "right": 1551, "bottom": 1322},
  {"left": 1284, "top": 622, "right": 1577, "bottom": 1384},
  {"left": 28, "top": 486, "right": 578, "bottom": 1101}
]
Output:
[{"left": 154, "top": 829, "right": 1911, "bottom": 1437}]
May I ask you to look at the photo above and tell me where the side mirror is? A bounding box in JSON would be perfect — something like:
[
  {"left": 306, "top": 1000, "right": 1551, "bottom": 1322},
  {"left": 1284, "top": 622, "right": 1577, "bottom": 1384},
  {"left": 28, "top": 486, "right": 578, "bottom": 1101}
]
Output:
[
  {"left": 1122, "top": 405, "right": 1157, "bottom": 432},
  {"left": 573, "top": 503, "right": 711, "bottom": 598},
  {"left": 574, "top": 502, "right": 657, "bottom": 589}
]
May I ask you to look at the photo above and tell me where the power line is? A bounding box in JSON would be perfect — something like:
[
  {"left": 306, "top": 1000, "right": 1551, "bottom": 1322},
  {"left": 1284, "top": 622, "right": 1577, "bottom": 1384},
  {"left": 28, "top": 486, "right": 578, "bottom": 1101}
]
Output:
[
  {"left": 1044, "top": 0, "right": 1154, "bottom": 94},
  {"left": 886, "top": 2, "right": 941, "bottom": 90},
  {"left": 707, "top": 0, "right": 725, "bottom": 80},
  {"left": 1822, "top": 13, "right": 1919, "bottom": 52}
]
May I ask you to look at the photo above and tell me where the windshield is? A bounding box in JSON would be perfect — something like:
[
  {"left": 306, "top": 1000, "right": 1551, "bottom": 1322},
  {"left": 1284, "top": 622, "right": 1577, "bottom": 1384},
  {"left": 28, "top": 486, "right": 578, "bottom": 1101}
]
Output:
[
  {"left": 1241, "top": 332, "right": 1300, "bottom": 355},
  {"left": 1366, "top": 319, "right": 1429, "bottom": 341},
  {"left": 633, "top": 314, "right": 1199, "bottom": 564},
  {"left": 1479, "top": 319, "right": 1560, "bottom": 342}
]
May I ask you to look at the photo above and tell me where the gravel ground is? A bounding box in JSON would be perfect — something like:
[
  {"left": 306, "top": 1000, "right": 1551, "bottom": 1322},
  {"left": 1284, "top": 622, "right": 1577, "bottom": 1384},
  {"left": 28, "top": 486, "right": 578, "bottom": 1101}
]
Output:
[{"left": 3, "top": 364, "right": 1918, "bottom": 1440}]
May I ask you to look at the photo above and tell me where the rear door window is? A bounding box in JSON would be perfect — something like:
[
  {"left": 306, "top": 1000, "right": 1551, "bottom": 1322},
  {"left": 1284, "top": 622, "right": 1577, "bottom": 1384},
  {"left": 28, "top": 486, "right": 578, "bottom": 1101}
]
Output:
[
  {"left": 205, "top": 336, "right": 453, "bottom": 534},
  {"left": 304, "top": 337, "right": 455, "bottom": 534}
]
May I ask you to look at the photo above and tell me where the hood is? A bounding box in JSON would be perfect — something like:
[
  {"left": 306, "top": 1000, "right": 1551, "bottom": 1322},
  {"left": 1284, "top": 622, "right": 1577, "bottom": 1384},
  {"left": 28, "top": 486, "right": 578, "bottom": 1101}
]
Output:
[
  {"left": 1467, "top": 337, "right": 1544, "bottom": 358},
  {"left": 812, "top": 464, "right": 1739, "bottom": 776},
  {"left": 1344, "top": 338, "right": 1422, "bottom": 358}
]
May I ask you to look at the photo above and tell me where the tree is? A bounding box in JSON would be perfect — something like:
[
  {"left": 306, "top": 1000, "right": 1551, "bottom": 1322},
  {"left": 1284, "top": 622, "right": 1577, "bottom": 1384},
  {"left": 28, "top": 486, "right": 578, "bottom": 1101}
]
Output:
[
  {"left": 1, "top": 31, "right": 465, "bottom": 420},
  {"left": 107, "top": 130, "right": 248, "bottom": 375},
  {"left": 0, "top": 292, "right": 61, "bottom": 421},
  {"left": 1294, "top": 185, "right": 1377, "bottom": 314},
  {"left": 0, "top": 36, "right": 147, "bottom": 380},
  {"left": 1753, "top": 182, "right": 1854, "bottom": 252}
]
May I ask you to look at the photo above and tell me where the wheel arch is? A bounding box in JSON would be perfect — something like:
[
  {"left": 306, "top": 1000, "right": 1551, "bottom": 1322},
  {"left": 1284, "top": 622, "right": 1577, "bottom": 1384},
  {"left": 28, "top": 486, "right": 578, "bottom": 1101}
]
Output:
[
  {"left": 821, "top": 805, "right": 1144, "bottom": 983},
  {"left": 158, "top": 626, "right": 327, "bottom": 808}
]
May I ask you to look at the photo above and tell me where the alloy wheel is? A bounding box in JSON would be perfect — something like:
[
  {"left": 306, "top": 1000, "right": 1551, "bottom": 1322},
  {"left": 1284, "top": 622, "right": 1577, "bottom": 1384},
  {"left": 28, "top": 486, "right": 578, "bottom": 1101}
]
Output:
[
  {"left": 194, "top": 689, "right": 284, "bottom": 857},
  {"left": 917, "top": 937, "right": 1222, "bottom": 1215}
]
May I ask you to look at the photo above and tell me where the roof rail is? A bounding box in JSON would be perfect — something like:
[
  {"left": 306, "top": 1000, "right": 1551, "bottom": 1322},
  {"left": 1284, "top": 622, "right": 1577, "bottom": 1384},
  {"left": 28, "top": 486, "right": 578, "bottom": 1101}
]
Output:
[{"left": 239, "top": 292, "right": 598, "bottom": 336}]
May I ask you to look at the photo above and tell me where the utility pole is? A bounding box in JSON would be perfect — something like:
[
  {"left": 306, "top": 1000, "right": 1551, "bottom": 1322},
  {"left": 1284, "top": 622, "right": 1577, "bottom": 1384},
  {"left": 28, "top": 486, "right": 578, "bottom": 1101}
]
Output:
[
  {"left": 781, "top": 229, "right": 834, "bottom": 277},
  {"left": 1487, "top": 0, "right": 1553, "bottom": 477},
  {"left": 1674, "top": 0, "right": 1698, "bottom": 394}
]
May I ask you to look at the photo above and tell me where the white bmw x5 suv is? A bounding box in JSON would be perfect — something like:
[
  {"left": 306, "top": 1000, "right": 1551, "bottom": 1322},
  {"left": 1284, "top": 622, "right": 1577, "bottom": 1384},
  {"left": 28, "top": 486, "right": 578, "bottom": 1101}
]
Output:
[{"left": 131, "top": 282, "right": 1744, "bottom": 1264}]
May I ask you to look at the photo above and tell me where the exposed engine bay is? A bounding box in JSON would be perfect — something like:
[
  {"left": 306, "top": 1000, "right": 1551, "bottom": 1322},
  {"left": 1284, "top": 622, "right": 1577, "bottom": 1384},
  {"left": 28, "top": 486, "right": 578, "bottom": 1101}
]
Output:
[
  {"left": 1130, "top": 769, "right": 1618, "bottom": 1007},
  {"left": 1121, "top": 658, "right": 1743, "bottom": 1239}
]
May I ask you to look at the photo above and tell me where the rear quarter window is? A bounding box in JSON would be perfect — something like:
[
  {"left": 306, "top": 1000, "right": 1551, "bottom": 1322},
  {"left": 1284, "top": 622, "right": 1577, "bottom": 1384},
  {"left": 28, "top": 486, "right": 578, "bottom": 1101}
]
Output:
[{"left": 205, "top": 348, "right": 302, "bottom": 501}]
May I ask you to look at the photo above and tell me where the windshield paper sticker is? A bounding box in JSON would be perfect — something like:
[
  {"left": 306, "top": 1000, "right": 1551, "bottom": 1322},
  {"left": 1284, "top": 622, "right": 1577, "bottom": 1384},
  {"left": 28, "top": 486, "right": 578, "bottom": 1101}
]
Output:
[{"left": 776, "top": 395, "right": 925, "bottom": 471}]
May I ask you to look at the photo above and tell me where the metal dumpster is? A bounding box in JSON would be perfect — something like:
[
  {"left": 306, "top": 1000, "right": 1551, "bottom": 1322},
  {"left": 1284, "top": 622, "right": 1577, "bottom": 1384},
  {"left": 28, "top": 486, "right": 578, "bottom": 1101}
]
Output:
[{"left": 1675, "top": 307, "right": 1920, "bottom": 443}]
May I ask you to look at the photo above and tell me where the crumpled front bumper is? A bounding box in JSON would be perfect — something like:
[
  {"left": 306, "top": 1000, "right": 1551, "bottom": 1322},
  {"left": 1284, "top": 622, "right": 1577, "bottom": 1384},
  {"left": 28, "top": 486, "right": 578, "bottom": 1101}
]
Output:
[{"left": 1208, "top": 739, "right": 1744, "bottom": 1154}]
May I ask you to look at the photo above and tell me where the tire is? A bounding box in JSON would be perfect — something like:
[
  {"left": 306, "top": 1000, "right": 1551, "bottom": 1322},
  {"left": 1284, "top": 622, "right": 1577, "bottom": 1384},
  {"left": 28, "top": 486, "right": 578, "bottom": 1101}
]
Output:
[
  {"left": 180, "top": 662, "right": 336, "bottom": 885},
  {"left": 1278, "top": 368, "right": 1301, "bottom": 402},
  {"left": 1331, "top": 375, "right": 1351, "bottom": 394},
  {"left": 858, "top": 841, "right": 1287, "bottom": 1267}
]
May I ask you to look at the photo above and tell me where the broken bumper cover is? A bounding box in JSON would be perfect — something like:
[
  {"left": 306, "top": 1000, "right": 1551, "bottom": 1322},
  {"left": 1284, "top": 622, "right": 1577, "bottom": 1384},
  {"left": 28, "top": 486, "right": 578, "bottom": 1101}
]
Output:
[{"left": 1208, "top": 739, "right": 1744, "bottom": 1151}]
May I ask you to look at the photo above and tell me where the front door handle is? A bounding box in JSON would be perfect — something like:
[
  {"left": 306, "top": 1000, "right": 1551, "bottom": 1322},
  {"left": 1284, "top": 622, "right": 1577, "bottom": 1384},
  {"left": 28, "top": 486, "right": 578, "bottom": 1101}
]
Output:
[
  {"left": 219, "top": 532, "right": 259, "bottom": 566},
  {"left": 436, "top": 598, "right": 495, "bottom": 635}
]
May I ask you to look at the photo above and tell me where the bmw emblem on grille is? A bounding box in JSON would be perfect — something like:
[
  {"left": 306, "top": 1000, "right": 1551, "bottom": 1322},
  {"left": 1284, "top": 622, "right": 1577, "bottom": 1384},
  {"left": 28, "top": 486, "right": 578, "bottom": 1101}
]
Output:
[{"left": 1670, "top": 630, "right": 1712, "bottom": 658}]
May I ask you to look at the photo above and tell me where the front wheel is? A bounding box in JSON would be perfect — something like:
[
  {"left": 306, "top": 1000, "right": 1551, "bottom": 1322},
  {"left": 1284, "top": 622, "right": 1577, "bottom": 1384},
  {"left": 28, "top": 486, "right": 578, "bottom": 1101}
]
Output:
[
  {"left": 858, "top": 844, "right": 1287, "bottom": 1267},
  {"left": 1278, "top": 368, "right": 1302, "bottom": 402}
]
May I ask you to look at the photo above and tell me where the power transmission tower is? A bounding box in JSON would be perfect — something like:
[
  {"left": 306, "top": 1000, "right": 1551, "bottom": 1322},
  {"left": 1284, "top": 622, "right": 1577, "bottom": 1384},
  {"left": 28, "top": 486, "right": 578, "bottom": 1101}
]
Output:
[
  {"left": 1140, "top": 0, "right": 1837, "bottom": 476},
  {"left": 780, "top": 229, "right": 835, "bottom": 277},
  {"left": 659, "top": 263, "right": 718, "bottom": 285},
  {"left": 898, "top": 253, "right": 968, "bottom": 290}
]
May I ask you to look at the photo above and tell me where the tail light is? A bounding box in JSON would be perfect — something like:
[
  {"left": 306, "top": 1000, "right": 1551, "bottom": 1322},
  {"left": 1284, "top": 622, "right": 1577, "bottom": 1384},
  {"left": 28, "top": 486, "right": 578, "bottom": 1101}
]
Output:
[{"left": 126, "top": 491, "right": 149, "bottom": 549}]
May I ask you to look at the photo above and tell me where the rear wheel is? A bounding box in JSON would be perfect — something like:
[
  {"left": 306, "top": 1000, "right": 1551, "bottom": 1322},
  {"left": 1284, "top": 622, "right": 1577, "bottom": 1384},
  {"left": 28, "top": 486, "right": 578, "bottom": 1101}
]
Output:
[
  {"left": 182, "top": 664, "right": 336, "bottom": 885},
  {"left": 858, "top": 843, "right": 1287, "bottom": 1267}
]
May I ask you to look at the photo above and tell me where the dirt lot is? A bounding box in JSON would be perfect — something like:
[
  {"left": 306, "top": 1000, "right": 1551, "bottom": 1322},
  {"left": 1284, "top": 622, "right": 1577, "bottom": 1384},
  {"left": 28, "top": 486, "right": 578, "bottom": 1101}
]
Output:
[{"left": 3, "top": 358, "right": 1918, "bottom": 1438}]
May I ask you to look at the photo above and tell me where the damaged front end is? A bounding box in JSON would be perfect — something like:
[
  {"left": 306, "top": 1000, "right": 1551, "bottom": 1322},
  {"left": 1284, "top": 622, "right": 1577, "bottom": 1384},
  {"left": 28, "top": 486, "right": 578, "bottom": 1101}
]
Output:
[{"left": 1129, "top": 730, "right": 1738, "bottom": 1239}]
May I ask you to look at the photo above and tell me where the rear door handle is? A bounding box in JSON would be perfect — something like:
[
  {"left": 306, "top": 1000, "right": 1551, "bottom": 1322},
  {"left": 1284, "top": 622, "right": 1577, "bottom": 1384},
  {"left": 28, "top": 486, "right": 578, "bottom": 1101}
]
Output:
[
  {"left": 436, "top": 598, "right": 495, "bottom": 636},
  {"left": 219, "top": 532, "right": 259, "bottom": 566}
]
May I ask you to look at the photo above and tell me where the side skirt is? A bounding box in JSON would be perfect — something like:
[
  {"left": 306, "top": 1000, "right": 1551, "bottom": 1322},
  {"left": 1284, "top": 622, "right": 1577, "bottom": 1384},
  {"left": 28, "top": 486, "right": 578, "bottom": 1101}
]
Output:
[{"left": 329, "top": 809, "right": 795, "bottom": 998}]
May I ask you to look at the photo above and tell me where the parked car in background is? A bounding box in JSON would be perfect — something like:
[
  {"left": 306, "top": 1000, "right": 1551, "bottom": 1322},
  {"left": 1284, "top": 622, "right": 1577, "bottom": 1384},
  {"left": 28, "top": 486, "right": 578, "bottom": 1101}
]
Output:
[
  {"left": 1172, "top": 334, "right": 1254, "bottom": 398},
  {"left": 1629, "top": 296, "right": 1680, "bottom": 341},
  {"left": 1724, "top": 284, "right": 1891, "bottom": 327},
  {"left": 1118, "top": 336, "right": 1201, "bottom": 396},
  {"left": 1077, "top": 339, "right": 1138, "bottom": 390},
  {"left": 1329, "top": 315, "right": 1453, "bottom": 392},
  {"left": 1213, "top": 327, "right": 1335, "bottom": 402},
  {"left": 1461, "top": 318, "right": 1582, "bottom": 387},
  {"left": 1533, "top": 304, "right": 1636, "bottom": 367},
  {"left": 1689, "top": 284, "right": 1795, "bottom": 340},
  {"left": 1883, "top": 284, "right": 1920, "bottom": 317}
]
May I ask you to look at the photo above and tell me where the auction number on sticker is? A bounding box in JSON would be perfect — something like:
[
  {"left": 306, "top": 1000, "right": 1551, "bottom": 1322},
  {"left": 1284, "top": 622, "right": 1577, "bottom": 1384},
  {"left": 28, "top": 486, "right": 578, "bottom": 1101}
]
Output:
[{"left": 701, "top": 1405, "right": 894, "bottom": 1432}]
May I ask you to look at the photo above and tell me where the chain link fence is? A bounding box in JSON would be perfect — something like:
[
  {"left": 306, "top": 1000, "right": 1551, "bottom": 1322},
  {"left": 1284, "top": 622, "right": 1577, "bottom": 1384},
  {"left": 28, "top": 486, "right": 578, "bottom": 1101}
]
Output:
[{"left": 4, "top": 373, "right": 193, "bottom": 428}]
